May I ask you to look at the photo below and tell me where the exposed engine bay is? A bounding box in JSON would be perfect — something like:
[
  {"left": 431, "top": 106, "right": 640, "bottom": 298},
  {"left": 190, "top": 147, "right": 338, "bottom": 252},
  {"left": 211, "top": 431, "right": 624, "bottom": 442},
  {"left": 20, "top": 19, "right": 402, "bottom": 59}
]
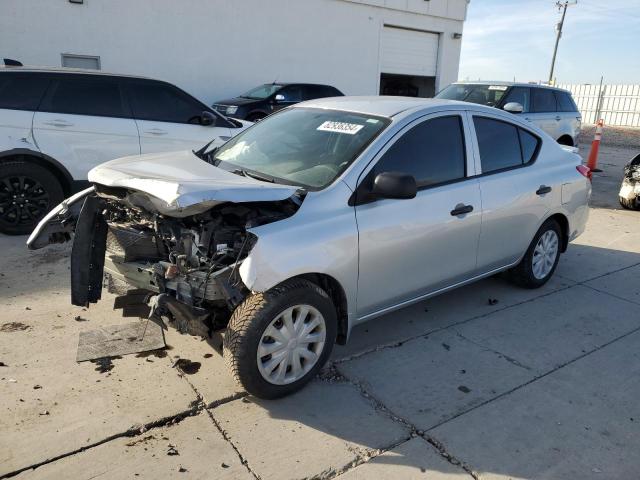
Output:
[{"left": 69, "top": 184, "right": 302, "bottom": 338}]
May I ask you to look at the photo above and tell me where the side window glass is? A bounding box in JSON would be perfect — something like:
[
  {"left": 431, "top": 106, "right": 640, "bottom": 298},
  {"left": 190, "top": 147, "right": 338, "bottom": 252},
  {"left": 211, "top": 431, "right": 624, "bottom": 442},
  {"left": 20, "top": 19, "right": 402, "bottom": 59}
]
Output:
[
  {"left": 373, "top": 116, "right": 466, "bottom": 187},
  {"left": 0, "top": 75, "right": 49, "bottom": 111},
  {"left": 128, "top": 82, "right": 203, "bottom": 123},
  {"left": 40, "top": 77, "right": 126, "bottom": 117},
  {"left": 518, "top": 128, "right": 539, "bottom": 163},
  {"left": 555, "top": 92, "right": 577, "bottom": 112},
  {"left": 279, "top": 86, "right": 303, "bottom": 102},
  {"left": 501, "top": 87, "right": 530, "bottom": 112},
  {"left": 531, "top": 89, "right": 557, "bottom": 113},
  {"left": 474, "top": 117, "right": 522, "bottom": 173}
]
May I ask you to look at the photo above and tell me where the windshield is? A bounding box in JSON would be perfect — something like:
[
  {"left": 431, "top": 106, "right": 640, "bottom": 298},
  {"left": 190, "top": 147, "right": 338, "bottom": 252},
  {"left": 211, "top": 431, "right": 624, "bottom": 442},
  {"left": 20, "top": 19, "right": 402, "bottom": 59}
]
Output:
[
  {"left": 240, "top": 84, "right": 283, "bottom": 100},
  {"left": 435, "top": 84, "right": 508, "bottom": 107},
  {"left": 212, "top": 108, "right": 390, "bottom": 189}
]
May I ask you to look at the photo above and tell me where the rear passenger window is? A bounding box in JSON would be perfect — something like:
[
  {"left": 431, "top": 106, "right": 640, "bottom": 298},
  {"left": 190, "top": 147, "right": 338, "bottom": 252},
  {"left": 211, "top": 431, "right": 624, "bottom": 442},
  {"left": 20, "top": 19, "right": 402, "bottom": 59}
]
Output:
[
  {"left": 373, "top": 116, "right": 466, "bottom": 187},
  {"left": 531, "top": 89, "right": 557, "bottom": 113},
  {"left": 474, "top": 117, "right": 540, "bottom": 173},
  {"left": 40, "top": 77, "right": 126, "bottom": 117},
  {"left": 0, "top": 75, "right": 49, "bottom": 111},
  {"left": 127, "top": 82, "right": 204, "bottom": 123},
  {"left": 555, "top": 91, "right": 577, "bottom": 112}
]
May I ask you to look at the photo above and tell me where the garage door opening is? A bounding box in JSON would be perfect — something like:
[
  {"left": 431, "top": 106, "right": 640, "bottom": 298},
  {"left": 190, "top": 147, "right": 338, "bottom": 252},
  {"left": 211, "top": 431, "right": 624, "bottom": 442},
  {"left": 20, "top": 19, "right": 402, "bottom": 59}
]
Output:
[{"left": 380, "top": 73, "right": 435, "bottom": 97}]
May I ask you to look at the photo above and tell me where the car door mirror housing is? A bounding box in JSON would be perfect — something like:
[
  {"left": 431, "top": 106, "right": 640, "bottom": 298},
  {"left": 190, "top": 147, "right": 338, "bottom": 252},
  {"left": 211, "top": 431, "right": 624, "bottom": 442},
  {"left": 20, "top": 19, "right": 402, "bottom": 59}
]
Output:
[
  {"left": 274, "top": 94, "right": 286, "bottom": 103},
  {"left": 503, "top": 102, "right": 524, "bottom": 114},
  {"left": 200, "top": 111, "right": 216, "bottom": 126},
  {"left": 371, "top": 172, "right": 417, "bottom": 200}
]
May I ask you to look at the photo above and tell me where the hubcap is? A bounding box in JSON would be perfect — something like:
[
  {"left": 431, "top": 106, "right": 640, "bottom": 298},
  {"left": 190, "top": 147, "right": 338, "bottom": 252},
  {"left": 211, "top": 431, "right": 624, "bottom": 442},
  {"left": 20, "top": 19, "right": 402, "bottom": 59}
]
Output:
[
  {"left": 532, "top": 230, "right": 559, "bottom": 280},
  {"left": 0, "top": 175, "right": 50, "bottom": 226},
  {"left": 257, "top": 304, "right": 326, "bottom": 385}
]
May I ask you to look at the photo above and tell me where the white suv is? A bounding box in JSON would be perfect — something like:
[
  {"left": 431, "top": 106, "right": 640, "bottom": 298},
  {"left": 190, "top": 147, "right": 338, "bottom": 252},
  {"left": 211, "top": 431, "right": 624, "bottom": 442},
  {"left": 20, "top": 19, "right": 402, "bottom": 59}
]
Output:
[
  {"left": 435, "top": 82, "right": 581, "bottom": 147},
  {"left": 0, "top": 67, "right": 248, "bottom": 234}
]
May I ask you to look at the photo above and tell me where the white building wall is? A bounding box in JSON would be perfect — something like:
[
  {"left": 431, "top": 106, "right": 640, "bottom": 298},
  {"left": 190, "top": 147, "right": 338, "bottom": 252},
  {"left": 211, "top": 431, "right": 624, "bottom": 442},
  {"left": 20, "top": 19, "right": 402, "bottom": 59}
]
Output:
[{"left": 0, "top": 0, "right": 466, "bottom": 104}]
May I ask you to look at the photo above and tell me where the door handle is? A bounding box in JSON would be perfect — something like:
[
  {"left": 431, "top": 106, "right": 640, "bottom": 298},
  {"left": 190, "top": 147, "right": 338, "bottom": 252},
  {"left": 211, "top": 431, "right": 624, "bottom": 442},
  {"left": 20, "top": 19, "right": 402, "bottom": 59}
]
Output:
[
  {"left": 43, "top": 119, "right": 73, "bottom": 127},
  {"left": 145, "top": 128, "right": 168, "bottom": 135},
  {"left": 524, "top": 117, "right": 531, "bottom": 121},
  {"left": 555, "top": 115, "right": 562, "bottom": 121},
  {"left": 450, "top": 204, "right": 474, "bottom": 216},
  {"left": 536, "top": 185, "right": 552, "bottom": 195}
]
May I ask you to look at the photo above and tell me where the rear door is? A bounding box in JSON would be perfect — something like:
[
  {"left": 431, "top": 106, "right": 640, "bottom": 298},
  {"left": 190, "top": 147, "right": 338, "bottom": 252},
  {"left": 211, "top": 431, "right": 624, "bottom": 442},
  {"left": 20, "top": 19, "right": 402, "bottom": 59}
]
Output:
[
  {"left": 125, "top": 80, "right": 232, "bottom": 154},
  {"left": 33, "top": 75, "right": 140, "bottom": 180},
  {"left": 471, "top": 115, "right": 552, "bottom": 271},
  {"left": 527, "top": 88, "right": 560, "bottom": 140},
  {"left": 554, "top": 91, "right": 582, "bottom": 142},
  {"left": 355, "top": 113, "right": 481, "bottom": 318}
]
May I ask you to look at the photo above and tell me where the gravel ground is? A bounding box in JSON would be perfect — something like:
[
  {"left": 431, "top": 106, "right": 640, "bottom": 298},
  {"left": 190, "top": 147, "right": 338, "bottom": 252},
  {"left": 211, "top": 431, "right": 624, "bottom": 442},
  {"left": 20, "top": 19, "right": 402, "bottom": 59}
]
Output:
[{"left": 579, "top": 125, "right": 640, "bottom": 149}]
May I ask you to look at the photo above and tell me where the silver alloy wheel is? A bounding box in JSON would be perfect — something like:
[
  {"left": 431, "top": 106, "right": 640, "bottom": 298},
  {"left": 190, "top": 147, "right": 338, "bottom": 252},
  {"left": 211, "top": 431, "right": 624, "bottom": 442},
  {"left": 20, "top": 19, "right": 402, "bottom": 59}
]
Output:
[
  {"left": 532, "top": 230, "right": 559, "bottom": 280},
  {"left": 257, "top": 304, "right": 326, "bottom": 385}
]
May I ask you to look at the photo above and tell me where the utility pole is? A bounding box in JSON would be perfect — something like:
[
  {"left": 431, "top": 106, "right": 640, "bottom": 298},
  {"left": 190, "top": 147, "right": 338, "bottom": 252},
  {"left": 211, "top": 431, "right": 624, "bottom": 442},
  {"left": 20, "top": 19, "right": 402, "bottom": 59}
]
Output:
[{"left": 548, "top": 1, "right": 577, "bottom": 84}]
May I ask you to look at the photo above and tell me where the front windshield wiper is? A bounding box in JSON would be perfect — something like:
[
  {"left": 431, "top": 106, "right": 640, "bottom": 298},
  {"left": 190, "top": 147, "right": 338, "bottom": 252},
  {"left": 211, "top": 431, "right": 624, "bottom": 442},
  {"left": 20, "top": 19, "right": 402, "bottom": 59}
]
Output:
[{"left": 232, "top": 168, "right": 275, "bottom": 183}]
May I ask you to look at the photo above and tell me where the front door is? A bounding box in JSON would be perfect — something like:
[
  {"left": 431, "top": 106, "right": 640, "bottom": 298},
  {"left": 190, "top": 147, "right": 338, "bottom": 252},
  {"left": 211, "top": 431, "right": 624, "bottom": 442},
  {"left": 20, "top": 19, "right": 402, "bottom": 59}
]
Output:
[
  {"left": 355, "top": 114, "right": 481, "bottom": 319},
  {"left": 33, "top": 75, "right": 140, "bottom": 180},
  {"left": 125, "top": 80, "right": 232, "bottom": 154}
]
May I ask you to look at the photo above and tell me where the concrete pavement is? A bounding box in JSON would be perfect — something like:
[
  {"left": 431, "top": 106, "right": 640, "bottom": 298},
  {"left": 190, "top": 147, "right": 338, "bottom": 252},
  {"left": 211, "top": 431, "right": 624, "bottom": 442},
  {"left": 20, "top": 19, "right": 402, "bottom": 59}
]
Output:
[{"left": 1, "top": 142, "right": 639, "bottom": 479}]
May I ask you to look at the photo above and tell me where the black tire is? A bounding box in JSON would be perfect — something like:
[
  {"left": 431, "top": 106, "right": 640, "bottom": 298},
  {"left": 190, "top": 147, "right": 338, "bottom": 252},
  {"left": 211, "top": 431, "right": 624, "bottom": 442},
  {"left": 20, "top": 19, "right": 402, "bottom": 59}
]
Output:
[
  {"left": 507, "top": 219, "right": 562, "bottom": 289},
  {"left": 246, "top": 112, "right": 266, "bottom": 122},
  {"left": 223, "top": 279, "right": 337, "bottom": 399},
  {"left": 0, "top": 160, "right": 64, "bottom": 235},
  {"left": 619, "top": 195, "right": 640, "bottom": 210}
]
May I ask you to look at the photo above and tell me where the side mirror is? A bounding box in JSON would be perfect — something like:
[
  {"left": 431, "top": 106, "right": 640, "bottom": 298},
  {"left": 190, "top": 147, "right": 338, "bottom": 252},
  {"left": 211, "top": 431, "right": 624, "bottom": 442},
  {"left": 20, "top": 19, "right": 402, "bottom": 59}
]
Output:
[
  {"left": 200, "top": 111, "right": 216, "bottom": 126},
  {"left": 273, "top": 94, "right": 286, "bottom": 103},
  {"left": 503, "top": 102, "right": 524, "bottom": 113},
  {"left": 371, "top": 172, "right": 417, "bottom": 200}
]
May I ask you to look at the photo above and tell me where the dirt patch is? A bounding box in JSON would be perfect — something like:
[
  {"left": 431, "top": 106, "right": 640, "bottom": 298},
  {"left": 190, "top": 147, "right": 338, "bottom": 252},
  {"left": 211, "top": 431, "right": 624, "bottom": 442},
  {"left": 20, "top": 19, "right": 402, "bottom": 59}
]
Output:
[
  {"left": 580, "top": 125, "right": 640, "bottom": 149},
  {"left": 1, "top": 322, "right": 30, "bottom": 332}
]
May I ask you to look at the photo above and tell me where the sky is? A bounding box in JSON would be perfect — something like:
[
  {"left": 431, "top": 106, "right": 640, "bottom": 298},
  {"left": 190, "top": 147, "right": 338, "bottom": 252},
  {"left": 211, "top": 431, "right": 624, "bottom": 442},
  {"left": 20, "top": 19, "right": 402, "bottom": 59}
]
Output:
[{"left": 458, "top": 0, "right": 640, "bottom": 85}]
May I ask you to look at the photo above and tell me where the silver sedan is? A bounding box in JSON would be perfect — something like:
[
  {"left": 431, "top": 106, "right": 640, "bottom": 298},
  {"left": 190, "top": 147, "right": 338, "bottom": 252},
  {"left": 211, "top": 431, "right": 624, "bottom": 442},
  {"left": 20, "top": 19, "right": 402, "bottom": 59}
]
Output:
[{"left": 29, "top": 97, "right": 592, "bottom": 399}]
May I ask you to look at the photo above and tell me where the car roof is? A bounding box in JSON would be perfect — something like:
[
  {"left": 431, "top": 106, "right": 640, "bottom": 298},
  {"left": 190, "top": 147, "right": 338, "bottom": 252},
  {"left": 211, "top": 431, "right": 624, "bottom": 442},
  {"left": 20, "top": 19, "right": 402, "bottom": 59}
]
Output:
[
  {"left": 294, "top": 96, "right": 474, "bottom": 118},
  {"left": 451, "top": 80, "right": 570, "bottom": 93},
  {"left": 0, "top": 65, "right": 152, "bottom": 80}
]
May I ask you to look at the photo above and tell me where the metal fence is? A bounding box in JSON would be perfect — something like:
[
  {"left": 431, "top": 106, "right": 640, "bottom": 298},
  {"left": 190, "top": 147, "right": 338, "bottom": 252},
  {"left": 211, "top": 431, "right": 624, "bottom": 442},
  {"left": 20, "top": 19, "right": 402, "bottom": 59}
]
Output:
[{"left": 558, "top": 84, "right": 640, "bottom": 127}]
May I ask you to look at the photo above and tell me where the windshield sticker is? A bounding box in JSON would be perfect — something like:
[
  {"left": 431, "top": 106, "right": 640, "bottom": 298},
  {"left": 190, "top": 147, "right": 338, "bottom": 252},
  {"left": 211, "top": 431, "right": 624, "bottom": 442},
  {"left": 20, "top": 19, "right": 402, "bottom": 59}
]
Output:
[
  {"left": 488, "top": 85, "right": 508, "bottom": 91},
  {"left": 317, "top": 121, "right": 364, "bottom": 135}
]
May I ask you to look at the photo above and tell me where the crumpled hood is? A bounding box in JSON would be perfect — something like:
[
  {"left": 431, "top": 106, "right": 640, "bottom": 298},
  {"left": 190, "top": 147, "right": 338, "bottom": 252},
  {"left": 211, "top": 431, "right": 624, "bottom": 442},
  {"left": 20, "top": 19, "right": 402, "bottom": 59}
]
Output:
[{"left": 88, "top": 150, "right": 300, "bottom": 217}]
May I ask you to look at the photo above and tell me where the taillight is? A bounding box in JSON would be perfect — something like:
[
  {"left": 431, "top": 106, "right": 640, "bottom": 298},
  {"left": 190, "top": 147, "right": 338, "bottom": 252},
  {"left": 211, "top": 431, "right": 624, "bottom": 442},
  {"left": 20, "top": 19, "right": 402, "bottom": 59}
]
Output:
[{"left": 576, "top": 164, "right": 592, "bottom": 181}]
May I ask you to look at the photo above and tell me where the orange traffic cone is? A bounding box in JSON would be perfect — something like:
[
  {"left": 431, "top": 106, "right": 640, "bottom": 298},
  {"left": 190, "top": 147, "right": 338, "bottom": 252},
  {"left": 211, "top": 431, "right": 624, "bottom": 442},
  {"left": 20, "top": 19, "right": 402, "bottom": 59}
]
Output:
[{"left": 586, "top": 119, "right": 604, "bottom": 173}]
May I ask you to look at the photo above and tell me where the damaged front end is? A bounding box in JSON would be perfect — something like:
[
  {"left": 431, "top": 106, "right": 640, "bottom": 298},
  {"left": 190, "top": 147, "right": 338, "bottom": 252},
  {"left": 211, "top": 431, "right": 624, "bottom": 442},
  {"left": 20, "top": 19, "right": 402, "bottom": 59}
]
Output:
[
  {"left": 619, "top": 153, "right": 640, "bottom": 210},
  {"left": 29, "top": 182, "right": 302, "bottom": 339}
]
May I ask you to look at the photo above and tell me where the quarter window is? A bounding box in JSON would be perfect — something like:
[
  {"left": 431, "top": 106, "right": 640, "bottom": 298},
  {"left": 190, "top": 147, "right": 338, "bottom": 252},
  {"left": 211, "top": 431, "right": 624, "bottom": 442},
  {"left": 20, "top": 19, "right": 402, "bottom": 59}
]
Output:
[
  {"left": 531, "top": 89, "right": 557, "bottom": 113},
  {"left": 40, "top": 77, "right": 127, "bottom": 117},
  {"left": 555, "top": 91, "right": 577, "bottom": 112},
  {"left": 127, "top": 82, "right": 205, "bottom": 123},
  {"left": 373, "top": 116, "right": 466, "bottom": 187},
  {"left": 0, "top": 74, "right": 49, "bottom": 111},
  {"left": 474, "top": 117, "right": 540, "bottom": 173}
]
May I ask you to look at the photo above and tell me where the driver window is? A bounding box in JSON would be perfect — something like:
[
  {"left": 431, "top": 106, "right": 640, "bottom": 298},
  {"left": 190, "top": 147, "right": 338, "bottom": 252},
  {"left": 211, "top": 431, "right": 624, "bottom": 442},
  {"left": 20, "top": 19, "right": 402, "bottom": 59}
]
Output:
[
  {"left": 279, "top": 86, "right": 303, "bottom": 103},
  {"left": 371, "top": 116, "right": 466, "bottom": 188},
  {"left": 501, "top": 87, "right": 530, "bottom": 112},
  {"left": 127, "top": 82, "right": 204, "bottom": 124}
]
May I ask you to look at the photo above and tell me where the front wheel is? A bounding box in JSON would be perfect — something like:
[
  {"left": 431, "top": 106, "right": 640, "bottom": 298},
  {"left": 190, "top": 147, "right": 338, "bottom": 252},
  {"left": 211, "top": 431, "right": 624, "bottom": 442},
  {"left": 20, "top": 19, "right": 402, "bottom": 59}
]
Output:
[
  {"left": 507, "top": 219, "right": 562, "bottom": 289},
  {"left": 223, "top": 279, "right": 337, "bottom": 399}
]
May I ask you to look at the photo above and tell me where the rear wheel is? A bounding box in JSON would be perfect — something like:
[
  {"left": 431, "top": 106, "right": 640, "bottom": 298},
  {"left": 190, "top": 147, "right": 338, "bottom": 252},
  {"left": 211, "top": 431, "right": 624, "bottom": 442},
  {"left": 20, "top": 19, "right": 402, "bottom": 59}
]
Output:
[
  {"left": 507, "top": 219, "right": 562, "bottom": 288},
  {"left": 224, "top": 279, "right": 337, "bottom": 399},
  {"left": 0, "top": 161, "right": 64, "bottom": 235}
]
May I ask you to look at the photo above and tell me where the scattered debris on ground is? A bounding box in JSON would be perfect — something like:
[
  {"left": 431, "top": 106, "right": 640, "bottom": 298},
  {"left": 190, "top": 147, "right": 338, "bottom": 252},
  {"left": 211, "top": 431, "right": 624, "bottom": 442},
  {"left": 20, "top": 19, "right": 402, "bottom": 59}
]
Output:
[
  {"left": 90, "top": 356, "right": 122, "bottom": 374},
  {"left": 172, "top": 359, "right": 201, "bottom": 375},
  {"left": 167, "top": 444, "right": 179, "bottom": 456},
  {"left": 1, "top": 322, "right": 30, "bottom": 332}
]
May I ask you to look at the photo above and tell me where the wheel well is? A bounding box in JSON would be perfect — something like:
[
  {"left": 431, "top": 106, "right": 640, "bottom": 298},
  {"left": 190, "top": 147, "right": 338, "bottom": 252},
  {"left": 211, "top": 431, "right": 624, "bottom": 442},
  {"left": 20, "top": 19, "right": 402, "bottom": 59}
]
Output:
[
  {"left": 294, "top": 273, "right": 349, "bottom": 345},
  {"left": 0, "top": 153, "right": 72, "bottom": 196},
  {"left": 557, "top": 135, "right": 574, "bottom": 146},
  {"left": 548, "top": 213, "right": 570, "bottom": 252}
]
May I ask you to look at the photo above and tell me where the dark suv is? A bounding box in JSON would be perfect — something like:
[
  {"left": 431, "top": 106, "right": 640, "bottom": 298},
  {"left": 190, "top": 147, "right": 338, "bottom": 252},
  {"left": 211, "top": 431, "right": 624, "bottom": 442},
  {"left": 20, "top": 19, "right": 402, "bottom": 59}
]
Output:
[{"left": 213, "top": 83, "right": 344, "bottom": 122}]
